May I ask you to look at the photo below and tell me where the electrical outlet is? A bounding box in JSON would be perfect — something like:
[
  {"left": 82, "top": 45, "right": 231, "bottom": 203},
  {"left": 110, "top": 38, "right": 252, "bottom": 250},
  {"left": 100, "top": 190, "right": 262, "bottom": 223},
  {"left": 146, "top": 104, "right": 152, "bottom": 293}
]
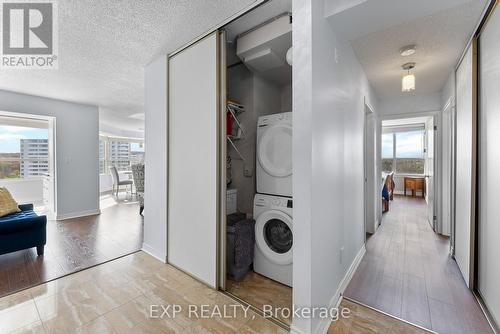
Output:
[{"left": 243, "top": 164, "right": 253, "bottom": 177}]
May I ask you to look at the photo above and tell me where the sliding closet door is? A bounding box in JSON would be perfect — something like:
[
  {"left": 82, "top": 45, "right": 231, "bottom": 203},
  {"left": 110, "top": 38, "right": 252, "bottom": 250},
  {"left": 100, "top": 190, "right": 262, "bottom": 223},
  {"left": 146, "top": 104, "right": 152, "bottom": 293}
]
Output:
[
  {"left": 478, "top": 5, "right": 500, "bottom": 323},
  {"left": 168, "top": 32, "right": 220, "bottom": 288},
  {"left": 454, "top": 42, "right": 476, "bottom": 287}
]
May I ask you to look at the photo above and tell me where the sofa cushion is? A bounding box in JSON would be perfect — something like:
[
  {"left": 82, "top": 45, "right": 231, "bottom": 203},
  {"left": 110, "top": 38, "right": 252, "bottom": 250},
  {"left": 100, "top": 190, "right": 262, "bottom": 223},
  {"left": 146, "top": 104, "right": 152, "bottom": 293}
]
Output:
[
  {"left": 0, "top": 187, "right": 20, "bottom": 217},
  {"left": 0, "top": 210, "right": 46, "bottom": 234}
]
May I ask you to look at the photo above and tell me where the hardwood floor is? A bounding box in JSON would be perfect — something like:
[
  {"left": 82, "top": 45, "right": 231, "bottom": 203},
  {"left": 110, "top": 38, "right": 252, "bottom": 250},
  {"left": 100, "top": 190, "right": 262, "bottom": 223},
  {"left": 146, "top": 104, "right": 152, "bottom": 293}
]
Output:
[
  {"left": 226, "top": 271, "right": 293, "bottom": 325},
  {"left": 0, "top": 193, "right": 143, "bottom": 298},
  {"left": 344, "top": 195, "right": 493, "bottom": 334}
]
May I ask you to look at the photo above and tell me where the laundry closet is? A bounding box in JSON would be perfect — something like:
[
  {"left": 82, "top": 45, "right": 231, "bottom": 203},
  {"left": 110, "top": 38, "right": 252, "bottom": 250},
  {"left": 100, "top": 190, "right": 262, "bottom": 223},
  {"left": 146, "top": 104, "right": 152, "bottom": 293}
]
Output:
[
  {"left": 222, "top": 3, "right": 293, "bottom": 327},
  {"left": 165, "top": 0, "right": 293, "bottom": 328}
]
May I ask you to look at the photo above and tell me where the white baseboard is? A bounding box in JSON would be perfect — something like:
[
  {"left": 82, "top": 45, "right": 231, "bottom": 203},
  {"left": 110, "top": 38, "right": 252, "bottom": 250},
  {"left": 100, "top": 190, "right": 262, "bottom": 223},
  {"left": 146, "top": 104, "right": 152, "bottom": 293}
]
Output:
[
  {"left": 56, "top": 209, "right": 100, "bottom": 220},
  {"left": 314, "top": 244, "right": 366, "bottom": 334},
  {"left": 141, "top": 243, "right": 167, "bottom": 263}
]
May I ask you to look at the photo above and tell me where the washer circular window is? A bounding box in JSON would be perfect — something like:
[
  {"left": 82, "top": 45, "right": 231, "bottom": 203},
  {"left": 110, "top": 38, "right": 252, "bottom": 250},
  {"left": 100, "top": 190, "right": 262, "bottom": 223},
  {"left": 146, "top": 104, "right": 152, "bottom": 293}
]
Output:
[{"left": 264, "top": 219, "right": 293, "bottom": 254}]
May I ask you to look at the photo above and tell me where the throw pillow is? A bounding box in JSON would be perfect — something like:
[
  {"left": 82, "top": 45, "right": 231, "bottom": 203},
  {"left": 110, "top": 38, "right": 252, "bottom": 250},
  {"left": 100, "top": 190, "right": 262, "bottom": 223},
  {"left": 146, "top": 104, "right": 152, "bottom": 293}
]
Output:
[{"left": 0, "top": 187, "right": 21, "bottom": 217}]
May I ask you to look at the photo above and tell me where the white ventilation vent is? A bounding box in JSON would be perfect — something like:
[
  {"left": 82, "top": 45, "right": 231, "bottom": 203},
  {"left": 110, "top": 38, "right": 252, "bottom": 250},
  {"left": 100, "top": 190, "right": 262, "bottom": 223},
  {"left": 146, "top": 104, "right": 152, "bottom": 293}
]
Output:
[{"left": 244, "top": 48, "right": 285, "bottom": 72}]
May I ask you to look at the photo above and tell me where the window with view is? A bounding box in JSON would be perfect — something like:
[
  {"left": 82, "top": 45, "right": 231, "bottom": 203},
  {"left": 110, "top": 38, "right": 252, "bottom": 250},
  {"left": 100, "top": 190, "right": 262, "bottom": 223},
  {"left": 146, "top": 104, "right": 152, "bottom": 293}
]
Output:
[
  {"left": 0, "top": 125, "right": 49, "bottom": 179},
  {"left": 382, "top": 133, "right": 394, "bottom": 173},
  {"left": 99, "top": 137, "right": 144, "bottom": 174},
  {"left": 382, "top": 128, "right": 425, "bottom": 175}
]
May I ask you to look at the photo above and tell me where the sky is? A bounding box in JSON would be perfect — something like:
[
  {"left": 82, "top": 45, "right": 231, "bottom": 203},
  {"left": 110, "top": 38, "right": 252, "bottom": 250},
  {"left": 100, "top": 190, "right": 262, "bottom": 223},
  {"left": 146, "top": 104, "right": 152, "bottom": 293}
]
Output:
[
  {"left": 131, "top": 142, "right": 144, "bottom": 152},
  {"left": 0, "top": 125, "right": 48, "bottom": 153},
  {"left": 382, "top": 130, "right": 424, "bottom": 159}
]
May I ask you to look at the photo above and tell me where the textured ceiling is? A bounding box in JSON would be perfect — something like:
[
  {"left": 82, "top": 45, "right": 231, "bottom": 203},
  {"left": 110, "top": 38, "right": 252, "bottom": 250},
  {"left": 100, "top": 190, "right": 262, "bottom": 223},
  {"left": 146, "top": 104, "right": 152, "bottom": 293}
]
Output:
[
  {"left": 349, "top": 0, "right": 488, "bottom": 99},
  {"left": 0, "top": 0, "right": 256, "bottom": 133}
]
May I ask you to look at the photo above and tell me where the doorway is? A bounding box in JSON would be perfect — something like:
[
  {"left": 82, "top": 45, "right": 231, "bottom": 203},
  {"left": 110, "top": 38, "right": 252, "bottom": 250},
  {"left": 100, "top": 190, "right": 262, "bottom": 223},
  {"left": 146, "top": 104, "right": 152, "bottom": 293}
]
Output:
[
  {"left": 220, "top": 1, "right": 293, "bottom": 328},
  {"left": 344, "top": 114, "right": 493, "bottom": 333},
  {"left": 0, "top": 112, "right": 56, "bottom": 217},
  {"left": 363, "top": 102, "right": 376, "bottom": 238}
]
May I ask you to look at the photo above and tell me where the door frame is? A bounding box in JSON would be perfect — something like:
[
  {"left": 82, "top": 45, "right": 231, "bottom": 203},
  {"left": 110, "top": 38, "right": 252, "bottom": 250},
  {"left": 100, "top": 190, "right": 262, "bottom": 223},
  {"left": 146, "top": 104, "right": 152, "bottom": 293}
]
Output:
[
  {"left": 363, "top": 99, "right": 375, "bottom": 239},
  {"left": 379, "top": 111, "right": 440, "bottom": 229},
  {"left": 0, "top": 110, "right": 57, "bottom": 216},
  {"left": 424, "top": 116, "right": 437, "bottom": 230}
]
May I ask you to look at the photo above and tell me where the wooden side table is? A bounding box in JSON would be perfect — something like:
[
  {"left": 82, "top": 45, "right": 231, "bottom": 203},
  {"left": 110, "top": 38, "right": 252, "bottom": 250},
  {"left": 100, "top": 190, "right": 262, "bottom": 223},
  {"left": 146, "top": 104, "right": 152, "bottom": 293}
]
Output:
[{"left": 404, "top": 176, "right": 425, "bottom": 198}]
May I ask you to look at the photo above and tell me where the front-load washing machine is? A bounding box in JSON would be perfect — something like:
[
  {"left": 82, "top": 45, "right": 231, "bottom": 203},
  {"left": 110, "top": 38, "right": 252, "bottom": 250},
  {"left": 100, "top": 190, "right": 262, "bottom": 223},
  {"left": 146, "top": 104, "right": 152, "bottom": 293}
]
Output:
[
  {"left": 256, "top": 112, "right": 292, "bottom": 197},
  {"left": 253, "top": 193, "right": 292, "bottom": 286}
]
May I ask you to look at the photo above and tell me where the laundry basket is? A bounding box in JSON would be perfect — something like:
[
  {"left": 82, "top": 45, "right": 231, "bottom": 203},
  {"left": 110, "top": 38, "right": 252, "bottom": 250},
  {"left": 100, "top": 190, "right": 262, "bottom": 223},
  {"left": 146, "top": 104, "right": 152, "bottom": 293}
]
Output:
[{"left": 226, "top": 213, "right": 255, "bottom": 281}]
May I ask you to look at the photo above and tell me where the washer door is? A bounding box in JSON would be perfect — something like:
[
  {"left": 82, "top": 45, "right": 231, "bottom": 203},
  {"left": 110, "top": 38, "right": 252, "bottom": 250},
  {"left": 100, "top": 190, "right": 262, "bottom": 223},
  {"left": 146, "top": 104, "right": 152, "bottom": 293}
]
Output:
[
  {"left": 255, "top": 210, "right": 293, "bottom": 265},
  {"left": 258, "top": 123, "right": 292, "bottom": 177}
]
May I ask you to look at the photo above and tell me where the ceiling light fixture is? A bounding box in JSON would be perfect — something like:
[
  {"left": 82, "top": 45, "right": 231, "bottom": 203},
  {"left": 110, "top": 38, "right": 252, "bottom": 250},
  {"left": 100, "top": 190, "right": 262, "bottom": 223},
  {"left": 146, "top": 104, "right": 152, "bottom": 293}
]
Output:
[
  {"left": 402, "top": 62, "right": 416, "bottom": 92},
  {"left": 400, "top": 45, "right": 416, "bottom": 57}
]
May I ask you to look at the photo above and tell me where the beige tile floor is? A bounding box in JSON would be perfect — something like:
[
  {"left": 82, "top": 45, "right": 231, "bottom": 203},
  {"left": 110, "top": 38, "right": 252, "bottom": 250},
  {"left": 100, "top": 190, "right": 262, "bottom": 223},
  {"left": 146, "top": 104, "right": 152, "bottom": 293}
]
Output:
[
  {"left": 226, "top": 271, "right": 292, "bottom": 325},
  {"left": 0, "top": 251, "right": 287, "bottom": 334}
]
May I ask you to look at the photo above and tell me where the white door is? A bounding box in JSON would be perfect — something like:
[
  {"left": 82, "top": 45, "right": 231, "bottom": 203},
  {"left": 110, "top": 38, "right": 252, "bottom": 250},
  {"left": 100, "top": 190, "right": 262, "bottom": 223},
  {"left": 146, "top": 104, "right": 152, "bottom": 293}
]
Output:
[
  {"left": 168, "top": 32, "right": 220, "bottom": 288},
  {"left": 455, "top": 43, "right": 476, "bottom": 287},
  {"left": 425, "top": 117, "right": 435, "bottom": 229},
  {"left": 478, "top": 6, "right": 500, "bottom": 321}
]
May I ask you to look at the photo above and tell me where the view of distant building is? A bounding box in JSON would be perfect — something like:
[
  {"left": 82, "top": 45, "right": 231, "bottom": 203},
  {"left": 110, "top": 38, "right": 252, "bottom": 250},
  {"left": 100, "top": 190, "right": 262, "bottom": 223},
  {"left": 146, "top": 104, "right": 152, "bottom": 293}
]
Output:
[
  {"left": 109, "top": 141, "right": 131, "bottom": 171},
  {"left": 20, "top": 139, "right": 49, "bottom": 177}
]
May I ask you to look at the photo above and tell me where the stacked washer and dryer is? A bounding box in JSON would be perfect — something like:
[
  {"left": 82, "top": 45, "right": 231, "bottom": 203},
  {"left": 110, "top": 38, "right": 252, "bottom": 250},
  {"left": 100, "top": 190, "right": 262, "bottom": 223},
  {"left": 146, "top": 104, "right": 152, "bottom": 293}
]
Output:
[{"left": 253, "top": 112, "right": 293, "bottom": 287}]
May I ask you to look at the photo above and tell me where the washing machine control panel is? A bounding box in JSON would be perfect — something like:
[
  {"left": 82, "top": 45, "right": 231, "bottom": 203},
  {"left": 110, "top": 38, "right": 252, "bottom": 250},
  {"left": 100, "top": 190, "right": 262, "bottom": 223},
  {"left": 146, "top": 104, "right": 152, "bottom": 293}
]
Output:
[{"left": 255, "top": 194, "right": 292, "bottom": 209}]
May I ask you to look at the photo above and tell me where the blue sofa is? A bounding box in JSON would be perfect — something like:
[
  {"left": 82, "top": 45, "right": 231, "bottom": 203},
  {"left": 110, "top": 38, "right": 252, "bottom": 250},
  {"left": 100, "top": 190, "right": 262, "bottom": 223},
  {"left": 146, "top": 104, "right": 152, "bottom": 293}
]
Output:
[{"left": 0, "top": 204, "right": 47, "bottom": 256}]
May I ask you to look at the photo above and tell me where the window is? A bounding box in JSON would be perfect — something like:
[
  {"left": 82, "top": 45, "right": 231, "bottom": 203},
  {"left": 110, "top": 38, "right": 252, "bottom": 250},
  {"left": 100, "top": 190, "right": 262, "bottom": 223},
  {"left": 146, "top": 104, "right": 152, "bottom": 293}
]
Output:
[
  {"left": 99, "top": 136, "right": 144, "bottom": 174},
  {"left": 130, "top": 142, "right": 145, "bottom": 166},
  {"left": 109, "top": 140, "right": 131, "bottom": 171},
  {"left": 382, "top": 133, "right": 394, "bottom": 173},
  {"left": 382, "top": 127, "right": 425, "bottom": 175},
  {"left": 395, "top": 130, "right": 424, "bottom": 174},
  {"left": 0, "top": 125, "right": 49, "bottom": 179},
  {"left": 99, "top": 139, "right": 106, "bottom": 174}
]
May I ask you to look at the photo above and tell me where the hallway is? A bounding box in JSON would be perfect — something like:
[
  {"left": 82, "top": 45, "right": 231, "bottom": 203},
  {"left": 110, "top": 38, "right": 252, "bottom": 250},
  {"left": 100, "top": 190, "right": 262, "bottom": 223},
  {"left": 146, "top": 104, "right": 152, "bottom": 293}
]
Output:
[{"left": 344, "top": 196, "right": 493, "bottom": 334}]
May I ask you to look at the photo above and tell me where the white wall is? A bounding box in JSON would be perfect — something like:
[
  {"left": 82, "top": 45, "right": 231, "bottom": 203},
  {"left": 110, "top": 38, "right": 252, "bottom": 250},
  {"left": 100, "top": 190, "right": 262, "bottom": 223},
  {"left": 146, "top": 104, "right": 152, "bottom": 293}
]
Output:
[
  {"left": 379, "top": 92, "right": 442, "bottom": 117},
  {"left": 0, "top": 90, "right": 99, "bottom": 219},
  {"left": 0, "top": 178, "right": 43, "bottom": 205},
  {"left": 292, "top": 0, "right": 378, "bottom": 332},
  {"left": 99, "top": 122, "right": 144, "bottom": 140},
  {"left": 143, "top": 56, "right": 168, "bottom": 262}
]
